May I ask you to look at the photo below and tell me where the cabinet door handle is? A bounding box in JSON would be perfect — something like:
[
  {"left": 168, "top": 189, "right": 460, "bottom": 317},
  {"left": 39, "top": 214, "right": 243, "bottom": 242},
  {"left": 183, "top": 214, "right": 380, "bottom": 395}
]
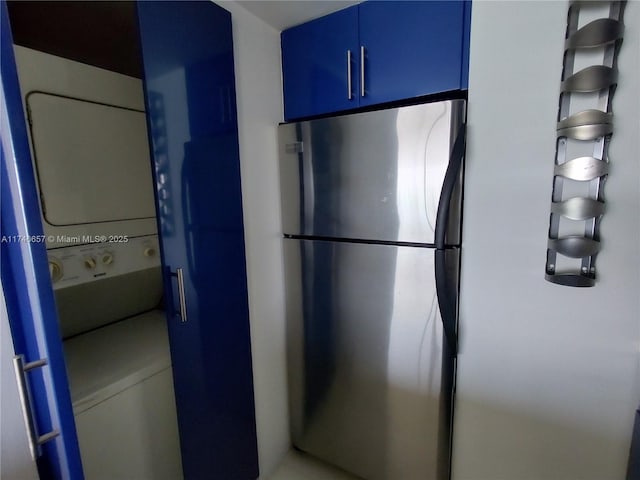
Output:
[
  {"left": 170, "top": 267, "right": 188, "bottom": 322},
  {"left": 12, "top": 355, "right": 60, "bottom": 460},
  {"left": 360, "top": 46, "right": 366, "bottom": 97},
  {"left": 347, "top": 50, "right": 353, "bottom": 100}
]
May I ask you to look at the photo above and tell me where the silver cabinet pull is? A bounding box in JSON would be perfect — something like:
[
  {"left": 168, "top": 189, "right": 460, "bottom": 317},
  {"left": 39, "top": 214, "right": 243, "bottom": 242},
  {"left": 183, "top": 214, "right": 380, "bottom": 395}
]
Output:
[
  {"left": 171, "top": 267, "right": 188, "bottom": 322},
  {"left": 347, "top": 50, "right": 353, "bottom": 100},
  {"left": 360, "top": 46, "right": 366, "bottom": 97},
  {"left": 12, "top": 355, "right": 60, "bottom": 461}
]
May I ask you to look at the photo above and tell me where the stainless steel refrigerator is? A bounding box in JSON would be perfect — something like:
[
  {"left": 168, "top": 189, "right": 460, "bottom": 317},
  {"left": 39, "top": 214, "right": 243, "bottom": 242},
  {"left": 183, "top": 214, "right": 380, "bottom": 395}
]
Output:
[{"left": 278, "top": 100, "right": 466, "bottom": 480}]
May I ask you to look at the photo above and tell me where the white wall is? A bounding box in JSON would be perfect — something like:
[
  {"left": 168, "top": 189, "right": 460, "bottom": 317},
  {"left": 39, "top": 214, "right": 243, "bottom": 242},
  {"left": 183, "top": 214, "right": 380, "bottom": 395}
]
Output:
[
  {"left": 454, "top": 2, "right": 640, "bottom": 479},
  {"left": 218, "top": 2, "right": 290, "bottom": 478}
]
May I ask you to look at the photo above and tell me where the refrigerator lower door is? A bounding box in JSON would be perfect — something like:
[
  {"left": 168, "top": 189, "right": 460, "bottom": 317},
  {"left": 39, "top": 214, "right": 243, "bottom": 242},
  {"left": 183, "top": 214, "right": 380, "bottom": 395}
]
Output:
[{"left": 283, "top": 238, "right": 457, "bottom": 480}]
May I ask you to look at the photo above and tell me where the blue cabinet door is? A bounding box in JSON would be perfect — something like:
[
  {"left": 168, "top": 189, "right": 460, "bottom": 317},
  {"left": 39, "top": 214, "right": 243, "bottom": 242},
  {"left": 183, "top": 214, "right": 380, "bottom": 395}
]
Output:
[
  {"left": 358, "top": 1, "right": 466, "bottom": 107},
  {"left": 282, "top": 6, "right": 359, "bottom": 120},
  {"left": 137, "top": 2, "right": 259, "bottom": 479},
  {"left": 1, "top": 2, "right": 84, "bottom": 479}
]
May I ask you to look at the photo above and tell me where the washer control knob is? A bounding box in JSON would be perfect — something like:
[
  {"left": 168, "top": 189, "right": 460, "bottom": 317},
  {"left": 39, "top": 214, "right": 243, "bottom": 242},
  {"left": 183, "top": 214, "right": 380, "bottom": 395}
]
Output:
[
  {"left": 84, "top": 256, "right": 97, "bottom": 270},
  {"left": 144, "top": 247, "right": 156, "bottom": 257},
  {"left": 48, "top": 258, "right": 63, "bottom": 283},
  {"left": 101, "top": 253, "right": 114, "bottom": 265}
]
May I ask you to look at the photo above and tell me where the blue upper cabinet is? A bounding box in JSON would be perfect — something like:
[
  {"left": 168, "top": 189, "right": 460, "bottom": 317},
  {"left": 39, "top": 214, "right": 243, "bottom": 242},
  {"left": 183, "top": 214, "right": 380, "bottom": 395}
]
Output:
[
  {"left": 282, "top": 1, "right": 471, "bottom": 121},
  {"left": 358, "top": 1, "right": 465, "bottom": 107},
  {"left": 282, "top": 6, "right": 359, "bottom": 120}
]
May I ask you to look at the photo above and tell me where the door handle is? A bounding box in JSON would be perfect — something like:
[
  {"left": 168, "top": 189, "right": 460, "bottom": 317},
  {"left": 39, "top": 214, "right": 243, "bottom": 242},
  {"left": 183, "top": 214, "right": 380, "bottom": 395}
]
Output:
[
  {"left": 170, "top": 267, "right": 188, "bottom": 322},
  {"left": 435, "top": 124, "right": 466, "bottom": 250},
  {"left": 360, "top": 46, "right": 366, "bottom": 97},
  {"left": 12, "top": 355, "right": 60, "bottom": 460},
  {"left": 435, "top": 251, "right": 457, "bottom": 356},
  {"left": 347, "top": 50, "right": 353, "bottom": 100}
]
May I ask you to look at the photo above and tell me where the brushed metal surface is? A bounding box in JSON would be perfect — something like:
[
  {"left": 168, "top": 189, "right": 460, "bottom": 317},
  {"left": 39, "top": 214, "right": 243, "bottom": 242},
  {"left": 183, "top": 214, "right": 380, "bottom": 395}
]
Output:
[
  {"left": 557, "top": 123, "right": 613, "bottom": 141},
  {"left": 554, "top": 156, "right": 609, "bottom": 181},
  {"left": 557, "top": 109, "right": 612, "bottom": 130},
  {"left": 172, "top": 268, "right": 188, "bottom": 323},
  {"left": 548, "top": 236, "right": 600, "bottom": 258},
  {"left": 565, "top": 18, "right": 624, "bottom": 49},
  {"left": 360, "top": 45, "right": 365, "bottom": 97},
  {"left": 347, "top": 50, "right": 353, "bottom": 100},
  {"left": 561, "top": 65, "right": 617, "bottom": 92},
  {"left": 283, "top": 238, "right": 457, "bottom": 480},
  {"left": 279, "top": 100, "right": 466, "bottom": 245},
  {"left": 12, "top": 355, "right": 60, "bottom": 461},
  {"left": 550, "top": 197, "right": 605, "bottom": 220}
]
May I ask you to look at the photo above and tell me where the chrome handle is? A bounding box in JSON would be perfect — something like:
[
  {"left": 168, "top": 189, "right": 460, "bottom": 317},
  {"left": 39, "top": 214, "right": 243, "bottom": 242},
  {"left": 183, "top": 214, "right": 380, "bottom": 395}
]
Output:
[
  {"left": 360, "top": 46, "right": 365, "bottom": 97},
  {"left": 171, "top": 267, "right": 188, "bottom": 322},
  {"left": 347, "top": 50, "right": 352, "bottom": 100},
  {"left": 12, "top": 355, "right": 60, "bottom": 460},
  {"left": 565, "top": 18, "right": 624, "bottom": 50}
]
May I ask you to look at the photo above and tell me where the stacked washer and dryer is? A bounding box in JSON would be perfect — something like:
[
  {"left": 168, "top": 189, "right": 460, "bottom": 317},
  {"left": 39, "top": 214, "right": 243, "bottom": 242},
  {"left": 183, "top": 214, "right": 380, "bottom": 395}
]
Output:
[{"left": 14, "top": 45, "right": 183, "bottom": 479}]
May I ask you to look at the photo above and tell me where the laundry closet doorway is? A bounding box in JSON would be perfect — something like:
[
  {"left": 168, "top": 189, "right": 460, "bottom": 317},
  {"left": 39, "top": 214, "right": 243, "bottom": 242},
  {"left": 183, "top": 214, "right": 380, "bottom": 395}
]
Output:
[{"left": 2, "top": 2, "right": 259, "bottom": 479}]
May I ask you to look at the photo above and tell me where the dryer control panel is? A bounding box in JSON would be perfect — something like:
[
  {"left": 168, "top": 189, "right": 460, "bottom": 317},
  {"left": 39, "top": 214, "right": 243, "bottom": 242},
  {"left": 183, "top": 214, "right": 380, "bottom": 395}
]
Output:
[{"left": 47, "top": 235, "right": 160, "bottom": 290}]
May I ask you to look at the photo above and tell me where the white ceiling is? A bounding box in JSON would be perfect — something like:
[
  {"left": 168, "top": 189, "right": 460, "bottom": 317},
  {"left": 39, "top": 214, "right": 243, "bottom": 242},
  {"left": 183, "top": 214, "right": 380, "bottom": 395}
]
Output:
[{"left": 235, "top": 0, "right": 361, "bottom": 31}]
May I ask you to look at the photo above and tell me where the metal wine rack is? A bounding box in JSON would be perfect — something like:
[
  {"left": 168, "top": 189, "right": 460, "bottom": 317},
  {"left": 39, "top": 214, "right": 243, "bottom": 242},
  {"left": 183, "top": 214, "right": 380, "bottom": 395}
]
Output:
[{"left": 545, "top": 1, "right": 627, "bottom": 287}]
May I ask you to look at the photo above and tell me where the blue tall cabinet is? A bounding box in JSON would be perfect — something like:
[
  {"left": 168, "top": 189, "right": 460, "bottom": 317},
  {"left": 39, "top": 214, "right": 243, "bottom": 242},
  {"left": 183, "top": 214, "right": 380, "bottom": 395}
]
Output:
[
  {"left": 137, "top": 2, "right": 259, "bottom": 479},
  {"left": 282, "top": 1, "right": 472, "bottom": 120}
]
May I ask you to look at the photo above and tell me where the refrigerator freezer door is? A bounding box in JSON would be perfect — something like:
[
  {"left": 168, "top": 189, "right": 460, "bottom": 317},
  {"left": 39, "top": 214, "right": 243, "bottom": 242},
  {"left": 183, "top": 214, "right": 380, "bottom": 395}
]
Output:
[
  {"left": 279, "top": 100, "right": 465, "bottom": 245},
  {"left": 283, "top": 238, "right": 457, "bottom": 480}
]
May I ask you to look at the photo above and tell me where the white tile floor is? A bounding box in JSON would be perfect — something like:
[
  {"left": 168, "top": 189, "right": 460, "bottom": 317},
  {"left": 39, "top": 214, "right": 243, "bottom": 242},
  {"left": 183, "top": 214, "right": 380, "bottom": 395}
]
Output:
[{"left": 268, "top": 450, "right": 361, "bottom": 480}]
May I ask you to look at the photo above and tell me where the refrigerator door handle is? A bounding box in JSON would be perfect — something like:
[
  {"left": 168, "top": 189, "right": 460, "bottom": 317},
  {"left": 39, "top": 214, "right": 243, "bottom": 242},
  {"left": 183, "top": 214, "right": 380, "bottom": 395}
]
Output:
[
  {"left": 434, "top": 124, "right": 466, "bottom": 250},
  {"left": 435, "top": 249, "right": 457, "bottom": 355}
]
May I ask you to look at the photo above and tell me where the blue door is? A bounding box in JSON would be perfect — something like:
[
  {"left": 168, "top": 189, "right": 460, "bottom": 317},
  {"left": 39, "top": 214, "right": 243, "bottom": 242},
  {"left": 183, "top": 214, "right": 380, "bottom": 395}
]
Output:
[
  {"left": 137, "top": 2, "right": 259, "bottom": 479},
  {"left": 1, "top": 1, "right": 83, "bottom": 478},
  {"left": 358, "top": 1, "right": 466, "bottom": 106},
  {"left": 281, "top": 5, "right": 359, "bottom": 120}
]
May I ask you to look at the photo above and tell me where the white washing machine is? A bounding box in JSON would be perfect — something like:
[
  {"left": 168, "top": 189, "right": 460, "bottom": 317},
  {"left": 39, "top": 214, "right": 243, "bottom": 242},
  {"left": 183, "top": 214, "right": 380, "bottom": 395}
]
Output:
[{"left": 64, "top": 310, "right": 182, "bottom": 480}]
